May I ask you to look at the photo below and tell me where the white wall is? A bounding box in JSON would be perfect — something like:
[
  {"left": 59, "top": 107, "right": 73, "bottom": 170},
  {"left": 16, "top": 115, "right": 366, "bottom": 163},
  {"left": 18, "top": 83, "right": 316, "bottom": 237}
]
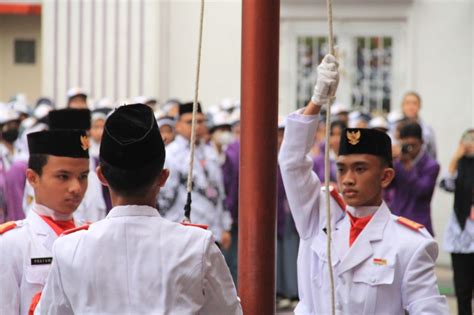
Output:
[
  {"left": 42, "top": 0, "right": 163, "bottom": 107},
  {"left": 0, "top": 15, "right": 42, "bottom": 102},
  {"left": 40, "top": 0, "right": 242, "bottom": 108},
  {"left": 408, "top": 0, "right": 473, "bottom": 265},
  {"left": 165, "top": 0, "right": 242, "bottom": 107}
]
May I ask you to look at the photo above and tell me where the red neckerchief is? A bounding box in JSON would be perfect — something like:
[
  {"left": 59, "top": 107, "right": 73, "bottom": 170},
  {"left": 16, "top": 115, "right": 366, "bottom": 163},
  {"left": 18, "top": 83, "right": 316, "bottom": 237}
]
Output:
[
  {"left": 39, "top": 215, "right": 75, "bottom": 236},
  {"left": 347, "top": 211, "right": 373, "bottom": 247}
]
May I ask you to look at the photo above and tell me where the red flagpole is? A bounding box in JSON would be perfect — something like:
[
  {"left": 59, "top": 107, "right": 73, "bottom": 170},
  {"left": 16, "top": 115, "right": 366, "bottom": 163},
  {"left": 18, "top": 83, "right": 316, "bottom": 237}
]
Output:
[{"left": 238, "top": 0, "right": 280, "bottom": 313}]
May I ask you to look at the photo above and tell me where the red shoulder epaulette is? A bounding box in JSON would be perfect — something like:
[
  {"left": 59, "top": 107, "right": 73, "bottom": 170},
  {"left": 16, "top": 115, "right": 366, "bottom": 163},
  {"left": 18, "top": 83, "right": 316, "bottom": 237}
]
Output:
[
  {"left": 62, "top": 224, "right": 90, "bottom": 236},
  {"left": 0, "top": 221, "right": 17, "bottom": 235},
  {"left": 329, "top": 185, "right": 346, "bottom": 210},
  {"left": 181, "top": 222, "right": 208, "bottom": 230},
  {"left": 397, "top": 216, "right": 424, "bottom": 230}
]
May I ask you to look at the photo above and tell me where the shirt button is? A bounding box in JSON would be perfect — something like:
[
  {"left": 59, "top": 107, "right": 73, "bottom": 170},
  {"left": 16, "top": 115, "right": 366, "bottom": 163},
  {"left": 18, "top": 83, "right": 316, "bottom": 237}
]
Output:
[{"left": 371, "top": 277, "right": 377, "bottom": 283}]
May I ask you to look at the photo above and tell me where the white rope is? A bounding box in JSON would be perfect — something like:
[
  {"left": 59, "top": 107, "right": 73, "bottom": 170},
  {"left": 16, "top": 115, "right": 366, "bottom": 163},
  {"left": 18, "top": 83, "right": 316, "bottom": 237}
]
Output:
[
  {"left": 184, "top": 0, "right": 205, "bottom": 223},
  {"left": 325, "top": 0, "right": 336, "bottom": 314}
]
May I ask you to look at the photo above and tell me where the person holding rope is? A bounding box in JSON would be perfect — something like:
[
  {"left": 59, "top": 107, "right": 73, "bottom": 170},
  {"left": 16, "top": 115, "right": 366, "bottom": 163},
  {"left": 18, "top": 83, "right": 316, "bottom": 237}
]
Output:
[
  {"left": 278, "top": 54, "right": 449, "bottom": 314},
  {"left": 37, "top": 104, "right": 241, "bottom": 314}
]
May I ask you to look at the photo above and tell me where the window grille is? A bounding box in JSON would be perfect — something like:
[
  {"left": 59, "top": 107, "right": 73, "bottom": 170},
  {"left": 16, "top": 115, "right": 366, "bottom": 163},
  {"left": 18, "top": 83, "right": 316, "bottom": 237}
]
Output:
[
  {"left": 14, "top": 40, "right": 36, "bottom": 64},
  {"left": 352, "top": 36, "right": 392, "bottom": 113},
  {"left": 295, "top": 35, "right": 393, "bottom": 113}
]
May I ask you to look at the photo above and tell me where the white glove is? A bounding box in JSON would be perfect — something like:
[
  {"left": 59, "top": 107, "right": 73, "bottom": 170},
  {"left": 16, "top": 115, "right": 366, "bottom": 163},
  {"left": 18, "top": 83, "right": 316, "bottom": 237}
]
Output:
[{"left": 311, "top": 54, "right": 339, "bottom": 106}]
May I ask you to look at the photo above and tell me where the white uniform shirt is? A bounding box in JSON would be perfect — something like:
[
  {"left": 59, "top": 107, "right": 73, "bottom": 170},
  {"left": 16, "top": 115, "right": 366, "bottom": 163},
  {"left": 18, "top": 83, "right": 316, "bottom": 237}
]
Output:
[
  {"left": 278, "top": 111, "right": 449, "bottom": 315},
  {"left": 158, "top": 135, "right": 232, "bottom": 242},
  {"left": 38, "top": 205, "right": 242, "bottom": 314},
  {"left": 440, "top": 172, "right": 474, "bottom": 253},
  {"left": 0, "top": 204, "right": 81, "bottom": 315}
]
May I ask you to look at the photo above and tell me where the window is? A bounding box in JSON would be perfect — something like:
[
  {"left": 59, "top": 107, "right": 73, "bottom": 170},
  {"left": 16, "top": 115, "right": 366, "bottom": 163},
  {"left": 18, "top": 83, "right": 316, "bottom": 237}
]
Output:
[
  {"left": 14, "top": 40, "right": 36, "bottom": 64},
  {"left": 352, "top": 36, "right": 392, "bottom": 113},
  {"left": 295, "top": 35, "right": 393, "bottom": 113},
  {"left": 296, "top": 36, "right": 336, "bottom": 108}
]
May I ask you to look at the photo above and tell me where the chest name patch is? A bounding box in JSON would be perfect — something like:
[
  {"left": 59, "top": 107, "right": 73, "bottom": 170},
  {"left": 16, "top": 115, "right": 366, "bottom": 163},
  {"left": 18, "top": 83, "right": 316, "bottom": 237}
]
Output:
[{"left": 31, "top": 257, "right": 53, "bottom": 265}]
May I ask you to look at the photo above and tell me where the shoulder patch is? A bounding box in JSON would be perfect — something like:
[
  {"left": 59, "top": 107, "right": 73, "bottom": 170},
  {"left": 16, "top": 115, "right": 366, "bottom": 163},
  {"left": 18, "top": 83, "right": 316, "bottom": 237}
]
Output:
[
  {"left": 0, "top": 221, "right": 17, "bottom": 235},
  {"left": 397, "top": 216, "right": 424, "bottom": 231},
  {"left": 181, "top": 222, "right": 208, "bottom": 230},
  {"left": 62, "top": 224, "right": 90, "bottom": 236}
]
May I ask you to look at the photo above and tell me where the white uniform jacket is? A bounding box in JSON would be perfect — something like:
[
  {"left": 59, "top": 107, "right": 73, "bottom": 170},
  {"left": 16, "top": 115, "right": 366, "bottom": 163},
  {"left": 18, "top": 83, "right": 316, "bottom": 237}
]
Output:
[
  {"left": 0, "top": 205, "right": 81, "bottom": 315},
  {"left": 278, "top": 111, "right": 449, "bottom": 315},
  {"left": 439, "top": 172, "right": 474, "bottom": 253},
  {"left": 38, "top": 205, "right": 242, "bottom": 315},
  {"left": 158, "top": 136, "right": 232, "bottom": 242}
]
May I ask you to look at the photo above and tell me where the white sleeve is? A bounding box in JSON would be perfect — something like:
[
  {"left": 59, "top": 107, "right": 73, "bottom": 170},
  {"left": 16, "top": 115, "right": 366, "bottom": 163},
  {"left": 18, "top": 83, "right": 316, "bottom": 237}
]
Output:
[
  {"left": 38, "top": 243, "right": 74, "bottom": 315},
  {"left": 278, "top": 110, "right": 322, "bottom": 240},
  {"left": 200, "top": 235, "right": 242, "bottom": 315},
  {"left": 0, "top": 237, "right": 21, "bottom": 314},
  {"left": 402, "top": 239, "right": 449, "bottom": 314}
]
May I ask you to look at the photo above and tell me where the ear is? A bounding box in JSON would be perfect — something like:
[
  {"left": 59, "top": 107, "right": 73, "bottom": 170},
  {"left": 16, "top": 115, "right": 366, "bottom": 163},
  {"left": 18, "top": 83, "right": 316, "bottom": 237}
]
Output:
[
  {"left": 96, "top": 166, "right": 109, "bottom": 187},
  {"left": 26, "top": 169, "right": 40, "bottom": 188},
  {"left": 380, "top": 167, "right": 395, "bottom": 189},
  {"left": 158, "top": 169, "right": 170, "bottom": 188}
]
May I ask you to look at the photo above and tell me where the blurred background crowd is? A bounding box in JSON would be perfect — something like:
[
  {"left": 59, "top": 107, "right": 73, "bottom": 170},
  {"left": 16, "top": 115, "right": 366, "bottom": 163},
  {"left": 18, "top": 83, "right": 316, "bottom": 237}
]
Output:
[
  {"left": 0, "top": 88, "right": 472, "bottom": 312},
  {"left": 0, "top": 0, "right": 472, "bottom": 313}
]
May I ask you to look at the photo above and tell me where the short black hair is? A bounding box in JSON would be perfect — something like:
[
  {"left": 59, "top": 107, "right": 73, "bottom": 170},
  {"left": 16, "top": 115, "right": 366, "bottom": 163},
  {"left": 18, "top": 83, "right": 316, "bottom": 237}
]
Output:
[
  {"left": 100, "top": 159, "right": 163, "bottom": 197},
  {"left": 399, "top": 121, "right": 423, "bottom": 140},
  {"left": 378, "top": 156, "right": 392, "bottom": 168},
  {"left": 28, "top": 154, "right": 49, "bottom": 176}
]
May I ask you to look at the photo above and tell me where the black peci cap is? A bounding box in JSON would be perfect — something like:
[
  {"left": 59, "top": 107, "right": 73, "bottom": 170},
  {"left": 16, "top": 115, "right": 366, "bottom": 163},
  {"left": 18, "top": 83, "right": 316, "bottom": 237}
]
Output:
[
  {"left": 28, "top": 130, "right": 89, "bottom": 159},
  {"left": 179, "top": 102, "right": 203, "bottom": 116},
  {"left": 48, "top": 109, "right": 91, "bottom": 130},
  {"left": 100, "top": 104, "right": 165, "bottom": 170},
  {"left": 339, "top": 128, "right": 392, "bottom": 166}
]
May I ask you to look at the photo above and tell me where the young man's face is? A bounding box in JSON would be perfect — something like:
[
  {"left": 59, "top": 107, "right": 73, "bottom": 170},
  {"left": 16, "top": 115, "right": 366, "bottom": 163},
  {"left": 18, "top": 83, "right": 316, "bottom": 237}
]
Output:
[
  {"left": 28, "top": 156, "right": 90, "bottom": 215},
  {"left": 402, "top": 94, "right": 420, "bottom": 119},
  {"left": 90, "top": 119, "right": 105, "bottom": 143},
  {"left": 176, "top": 112, "right": 207, "bottom": 140},
  {"left": 159, "top": 125, "right": 175, "bottom": 145},
  {"left": 399, "top": 136, "right": 423, "bottom": 160},
  {"left": 68, "top": 96, "right": 88, "bottom": 109},
  {"left": 336, "top": 154, "right": 394, "bottom": 207}
]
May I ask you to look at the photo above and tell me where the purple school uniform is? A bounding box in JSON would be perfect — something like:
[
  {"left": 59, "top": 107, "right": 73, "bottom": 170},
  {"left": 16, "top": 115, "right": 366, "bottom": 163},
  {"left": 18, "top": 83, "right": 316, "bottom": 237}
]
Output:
[{"left": 388, "top": 151, "right": 440, "bottom": 235}]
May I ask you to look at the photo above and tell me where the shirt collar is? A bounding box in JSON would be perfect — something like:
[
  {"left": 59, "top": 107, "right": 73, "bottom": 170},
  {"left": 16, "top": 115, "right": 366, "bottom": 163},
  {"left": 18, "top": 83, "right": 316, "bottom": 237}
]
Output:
[
  {"left": 346, "top": 205, "right": 379, "bottom": 218},
  {"left": 106, "top": 205, "right": 161, "bottom": 218},
  {"left": 32, "top": 203, "right": 74, "bottom": 220}
]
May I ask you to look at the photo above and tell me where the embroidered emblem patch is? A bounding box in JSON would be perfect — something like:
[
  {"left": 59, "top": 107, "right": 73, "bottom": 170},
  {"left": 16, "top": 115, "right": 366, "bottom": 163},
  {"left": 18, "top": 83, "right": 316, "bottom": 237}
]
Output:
[
  {"left": 346, "top": 130, "right": 361, "bottom": 145},
  {"left": 80, "top": 135, "right": 90, "bottom": 151},
  {"left": 373, "top": 258, "right": 387, "bottom": 266}
]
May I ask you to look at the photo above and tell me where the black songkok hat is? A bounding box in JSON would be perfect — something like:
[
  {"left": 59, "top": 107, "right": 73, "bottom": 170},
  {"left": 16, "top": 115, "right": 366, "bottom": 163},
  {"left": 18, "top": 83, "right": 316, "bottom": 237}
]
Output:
[
  {"left": 179, "top": 102, "right": 203, "bottom": 116},
  {"left": 28, "top": 130, "right": 89, "bottom": 158},
  {"left": 100, "top": 104, "right": 165, "bottom": 170},
  {"left": 399, "top": 122, "right": 423, "bottom": 140},
  {"left": 339, "top": 128, "right": 392, "bottom": 166},
  {"left": 48, "top": 109, "right": 91, "bottom": 130}
]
